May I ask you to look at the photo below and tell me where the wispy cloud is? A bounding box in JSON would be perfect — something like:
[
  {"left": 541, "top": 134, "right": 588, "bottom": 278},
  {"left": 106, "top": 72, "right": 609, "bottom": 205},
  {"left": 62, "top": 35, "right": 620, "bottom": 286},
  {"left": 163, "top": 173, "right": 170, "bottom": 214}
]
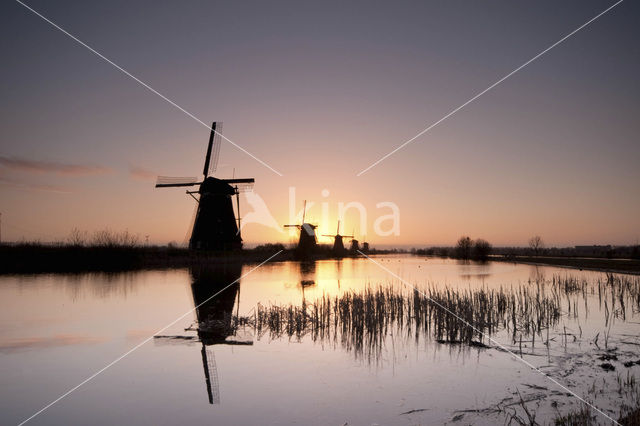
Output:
[
  {"left": 0, "top": 156, "right": 111, "bottom": 176},
  {"left": 0, "top": 175, "right": 72, "bottom": 193},
  {"left": 129, "top": 165, "right": 157, "bottom": 181}
]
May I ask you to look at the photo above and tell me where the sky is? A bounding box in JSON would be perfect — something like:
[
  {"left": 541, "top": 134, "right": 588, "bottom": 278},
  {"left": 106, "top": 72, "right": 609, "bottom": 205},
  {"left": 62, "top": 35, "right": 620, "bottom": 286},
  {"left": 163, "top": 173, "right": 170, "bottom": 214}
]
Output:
[{"left": 1, "top": 0, "right": 639, "bottom": 247}]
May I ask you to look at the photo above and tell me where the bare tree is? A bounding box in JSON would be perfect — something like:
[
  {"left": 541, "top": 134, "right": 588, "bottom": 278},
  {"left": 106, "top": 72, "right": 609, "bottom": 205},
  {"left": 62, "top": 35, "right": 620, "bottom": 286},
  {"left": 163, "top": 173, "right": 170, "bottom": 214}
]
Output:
[
  {"left": 456, "top": 236, "right": 473, "bottom": 260},
  {"left": 473, "top": 238, "right": 492, "bottom": 261},
  {"left": 529, "top": 235, "right": 544, "bottom": 256}
]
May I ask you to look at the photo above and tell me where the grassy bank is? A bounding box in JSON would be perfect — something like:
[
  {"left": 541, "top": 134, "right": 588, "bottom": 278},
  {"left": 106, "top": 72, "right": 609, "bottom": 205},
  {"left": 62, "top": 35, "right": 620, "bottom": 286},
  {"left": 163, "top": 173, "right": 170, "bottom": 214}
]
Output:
[
  {"left": 0, "top": 242, "right": 377, "bottom": 274},
  {"left": 493, "top": 255, "right": 640, "bottom": 275},
  {"left": 0, "top": 244, "right": 277, "bottom": 274},
  {"left": 0, "top": 244, "right": 293, "bottom": 274},
  {"left": 4, "top": 243, "right": 640, "bottom": 275}
]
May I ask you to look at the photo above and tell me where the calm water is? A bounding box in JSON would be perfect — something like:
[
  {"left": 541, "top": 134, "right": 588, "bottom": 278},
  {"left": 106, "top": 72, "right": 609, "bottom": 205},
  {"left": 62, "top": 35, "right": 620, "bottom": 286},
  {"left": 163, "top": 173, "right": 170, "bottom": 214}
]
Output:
[{"left": 1, "top": 256, "right": 638, "bottom": 425}]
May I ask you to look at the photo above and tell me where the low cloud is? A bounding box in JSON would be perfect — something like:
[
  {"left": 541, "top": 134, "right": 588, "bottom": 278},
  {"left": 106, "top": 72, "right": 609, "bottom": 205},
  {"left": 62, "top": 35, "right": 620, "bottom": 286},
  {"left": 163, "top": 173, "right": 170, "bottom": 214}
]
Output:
[
  {"left": 129, "top": 165, "right": 157, "bottom": 181},
  {"left": 0, "top": 175, "right": 72, "bottom": 193},
  {"left": 0, "top": 156, "right": 111, "bottom": 176}
]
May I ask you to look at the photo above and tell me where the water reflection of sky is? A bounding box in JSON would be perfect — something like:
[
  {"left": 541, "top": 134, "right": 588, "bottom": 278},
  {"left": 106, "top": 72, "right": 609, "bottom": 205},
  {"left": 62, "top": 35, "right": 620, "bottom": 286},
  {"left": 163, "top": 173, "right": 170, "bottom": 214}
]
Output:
[{"left": 0, "top": 258, "right": 637, "bottom": 425}]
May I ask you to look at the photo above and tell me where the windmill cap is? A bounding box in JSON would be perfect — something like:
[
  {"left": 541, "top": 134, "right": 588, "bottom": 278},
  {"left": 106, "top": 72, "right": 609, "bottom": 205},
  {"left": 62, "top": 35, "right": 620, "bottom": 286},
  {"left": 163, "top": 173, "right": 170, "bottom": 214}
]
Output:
[
  {"left": 302, "top": 223, "right": 317, "bottom": 235},
  {"left": 200, "top": 177, "right": 235, "bottom": 195}
]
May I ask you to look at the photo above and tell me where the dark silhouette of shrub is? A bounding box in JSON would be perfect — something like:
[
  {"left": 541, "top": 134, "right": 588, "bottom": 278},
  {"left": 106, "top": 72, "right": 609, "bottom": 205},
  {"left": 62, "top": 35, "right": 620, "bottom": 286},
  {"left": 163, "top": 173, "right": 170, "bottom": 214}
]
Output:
[
  {"left": 455, "top": 236, "right": 473, "bottom": 259},
  {"left": 473, "top": 239, "right": 492, "bottom": 261}
]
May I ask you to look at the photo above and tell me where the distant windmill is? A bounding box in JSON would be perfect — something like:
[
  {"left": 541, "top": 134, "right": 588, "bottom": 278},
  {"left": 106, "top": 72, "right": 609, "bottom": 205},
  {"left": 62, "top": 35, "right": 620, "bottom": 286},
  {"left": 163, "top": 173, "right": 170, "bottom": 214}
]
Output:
[
  {"left": 155, "top": 122, "right": 254, "bottom": 250},
  {"left": 284, "top": 200, "right": 317, "bottom": 255},
  {"left": 323, "top": 221, "right": 353, "bottom": 254}
]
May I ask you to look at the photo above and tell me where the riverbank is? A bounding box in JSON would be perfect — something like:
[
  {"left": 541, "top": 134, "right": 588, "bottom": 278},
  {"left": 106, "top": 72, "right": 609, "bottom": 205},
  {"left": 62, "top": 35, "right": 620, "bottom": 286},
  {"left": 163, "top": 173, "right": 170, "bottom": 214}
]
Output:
[
  {"left": 0, "top": 244, "right": 265, "bottom": 274},
  {"left": 0, "top": 243, "right": 381, "bottom": 274},
  {"left": 492, "top": 255, "right": 640, "bottom": 275},
  {"left": 4, "top": 244, "right": 639, "bottom": 275}
]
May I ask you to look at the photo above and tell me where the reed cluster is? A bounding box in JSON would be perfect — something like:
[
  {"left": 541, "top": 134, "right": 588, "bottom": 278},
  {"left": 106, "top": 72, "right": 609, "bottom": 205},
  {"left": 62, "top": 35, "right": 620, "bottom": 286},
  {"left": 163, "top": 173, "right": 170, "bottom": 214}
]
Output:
[
  {"left": 231, "top": 274, "right": 640, "bottom": 360},
  {"left": 248, "top": 284, "right": 564, "bottom": 359}
]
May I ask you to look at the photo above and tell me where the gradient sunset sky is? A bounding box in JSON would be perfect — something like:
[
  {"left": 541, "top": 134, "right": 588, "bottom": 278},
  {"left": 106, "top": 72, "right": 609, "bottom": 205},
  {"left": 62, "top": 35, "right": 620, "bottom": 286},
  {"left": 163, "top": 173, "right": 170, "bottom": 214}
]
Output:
[{"left": 1, "top": 0, "right": 638, "bottom": 247}]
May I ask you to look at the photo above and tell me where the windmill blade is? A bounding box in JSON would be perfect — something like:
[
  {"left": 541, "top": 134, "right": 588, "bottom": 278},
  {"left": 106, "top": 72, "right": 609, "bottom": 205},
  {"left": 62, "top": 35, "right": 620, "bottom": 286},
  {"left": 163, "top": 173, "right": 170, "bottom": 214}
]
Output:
[
  {"left": 203, "top": 122, "right": 223, "bottom": 178},
  {"left": 302, "top": 200, "right": 307, "bottom": 223},
  {"left": 202, "top": 345, "right": 220, "bottom": 404},
  {"left": 284, "top": 224, "right": 301, "bottom": 228},
  {"left": 210, "top": 122, "right": 222, "bottom": 175},
  {"left": 183, "top": 201, "right": 199, "bottom": 247},
  {"left": 155, "top": 176, "right": 200, "bottom": 187},
  {"left": 203, "top": 122, "right": 215, "bottom": 177},
  {"left": 223, "top": 178, "right": 255, "bottom": 193},
  {"left": 232, "top": 182, "right": 254, "bottom": 193}
]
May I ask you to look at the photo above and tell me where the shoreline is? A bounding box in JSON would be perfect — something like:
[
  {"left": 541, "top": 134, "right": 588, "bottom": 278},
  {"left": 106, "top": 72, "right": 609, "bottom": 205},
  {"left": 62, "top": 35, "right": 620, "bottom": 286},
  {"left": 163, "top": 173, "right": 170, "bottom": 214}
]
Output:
[
  {"left": 2, "top": 244, "right": 640, "bottom": 275},
  {"left": 490, "top": 255, "right": 640, "bottom": 275},
  {"left": 0, "top": 244, "right": 376, "bottom": 275}
]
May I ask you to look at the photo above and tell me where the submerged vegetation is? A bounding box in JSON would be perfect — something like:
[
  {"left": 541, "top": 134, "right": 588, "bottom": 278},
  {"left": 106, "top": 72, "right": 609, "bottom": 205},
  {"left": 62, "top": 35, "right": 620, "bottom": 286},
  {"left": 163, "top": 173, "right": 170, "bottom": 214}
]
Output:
[
  {"left": 210, "top": 274, "right": 640, "bottom": 361},
  {"left": 551, "top": 371, "right": 640, "bottom": 426},
  {"left": 250, "top": 283, "right": 562, "bottom": 361}
]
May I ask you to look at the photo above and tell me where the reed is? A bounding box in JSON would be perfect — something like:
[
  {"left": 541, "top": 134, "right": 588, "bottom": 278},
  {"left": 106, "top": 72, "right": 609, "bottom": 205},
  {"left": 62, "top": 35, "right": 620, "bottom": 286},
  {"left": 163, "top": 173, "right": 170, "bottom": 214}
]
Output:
[
  {"left": 232, "top": 273, "right": 640, "bottom": 362},
  {"left": 244, "top": 284, "right": 564, "bottom": 361}
]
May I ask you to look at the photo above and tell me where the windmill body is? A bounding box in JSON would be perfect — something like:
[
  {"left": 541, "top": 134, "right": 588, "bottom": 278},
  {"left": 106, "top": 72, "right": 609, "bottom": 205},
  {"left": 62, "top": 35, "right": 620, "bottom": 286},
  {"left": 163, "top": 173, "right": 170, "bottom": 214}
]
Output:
[
  {"left": 298, "top": 223, "right": 318, "bottom": 252},
  {"left": 284, "top": 200, "right": 318, "bottom": 256},
  {"left": 323, "top": 221, "right": 353, "bottom": 256},
  {"left": 332, "top": 235, "right": 346, "bottom": 252},
  {"left": 190, "top": 177, "right": 240, "bottom": 250},
  {"left": 155, "top": 122, "right": 254, "bottom": 251}
]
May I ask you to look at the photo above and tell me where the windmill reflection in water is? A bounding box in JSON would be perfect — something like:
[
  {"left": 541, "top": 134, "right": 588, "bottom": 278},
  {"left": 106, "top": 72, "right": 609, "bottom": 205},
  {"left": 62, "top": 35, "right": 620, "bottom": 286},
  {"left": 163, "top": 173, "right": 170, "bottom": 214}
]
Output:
[{"left": 155, "top": 264, "right": 250, "bottom": 405}]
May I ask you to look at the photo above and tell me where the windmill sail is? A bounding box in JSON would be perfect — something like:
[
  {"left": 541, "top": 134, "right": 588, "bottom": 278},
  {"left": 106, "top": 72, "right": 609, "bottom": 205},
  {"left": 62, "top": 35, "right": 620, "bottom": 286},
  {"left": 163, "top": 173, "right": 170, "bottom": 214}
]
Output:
[
  {"left": 210, "top": 122, "right": 222, "bottom": 175},
  {"left": 224, "top": 178, "right": 255, "bottom": 193},
  {"left": 201, "top": 345, "right": 220, "bottom": 404},
  {"left": 155, "top": 176, "right": 199, "bottom": 187},
  {"left": 203, "top": 122, "right": 223, "bottom": 178}
]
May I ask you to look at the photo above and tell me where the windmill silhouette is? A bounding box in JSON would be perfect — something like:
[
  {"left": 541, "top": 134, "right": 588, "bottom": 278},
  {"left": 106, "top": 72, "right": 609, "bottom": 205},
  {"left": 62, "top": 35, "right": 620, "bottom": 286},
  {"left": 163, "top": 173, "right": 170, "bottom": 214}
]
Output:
[
  {"left": 349, "top": 231, "right": 359, "bottom": 253},
  {"left": 284, "top": 200, "right": 317, "bottom": 256},
  {"left": 155, "top": 122, "right": 254, "bottom": 250},
  {"left": 323, "top": 221, "right": 353, "bottom": 255}
]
